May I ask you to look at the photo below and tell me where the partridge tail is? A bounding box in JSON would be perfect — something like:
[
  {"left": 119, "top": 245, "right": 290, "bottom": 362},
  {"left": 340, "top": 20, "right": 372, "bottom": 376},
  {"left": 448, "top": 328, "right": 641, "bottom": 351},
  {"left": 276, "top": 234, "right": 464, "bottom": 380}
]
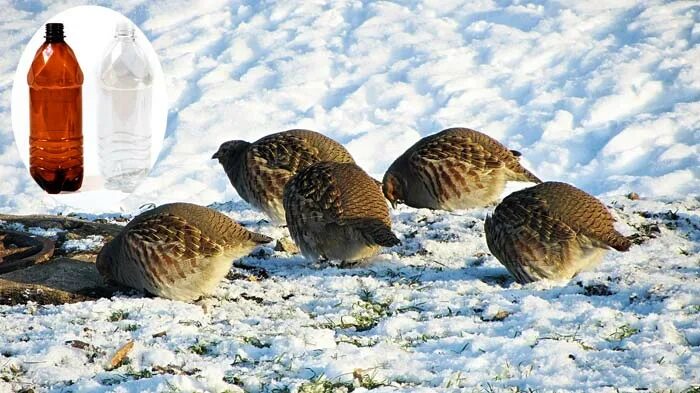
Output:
[
  {"left": 511, "top": 167, "right": 542, "bottom": 183},
  {"left": 604, "top": 231, "right": 631, "bottom": 251},
  {"left": 358, "top": 219, "right": 400, "bottom": 247},
  {"left": 249, "top": 232, "right": 274, "bottom": 244}
]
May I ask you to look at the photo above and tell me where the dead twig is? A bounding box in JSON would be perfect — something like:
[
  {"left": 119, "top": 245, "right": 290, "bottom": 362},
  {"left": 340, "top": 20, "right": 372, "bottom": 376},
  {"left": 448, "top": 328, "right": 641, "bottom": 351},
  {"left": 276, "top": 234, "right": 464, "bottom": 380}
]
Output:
[{"left": 107, "top": 340, "right": 135, "bottom": 370}]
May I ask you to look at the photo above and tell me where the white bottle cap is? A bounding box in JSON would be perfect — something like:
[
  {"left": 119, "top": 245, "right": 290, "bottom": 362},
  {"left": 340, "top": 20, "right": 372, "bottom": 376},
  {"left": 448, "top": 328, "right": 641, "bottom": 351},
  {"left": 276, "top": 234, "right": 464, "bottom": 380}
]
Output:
[{"left": 115, "top": 22, "right": 135, "bottom": 37}]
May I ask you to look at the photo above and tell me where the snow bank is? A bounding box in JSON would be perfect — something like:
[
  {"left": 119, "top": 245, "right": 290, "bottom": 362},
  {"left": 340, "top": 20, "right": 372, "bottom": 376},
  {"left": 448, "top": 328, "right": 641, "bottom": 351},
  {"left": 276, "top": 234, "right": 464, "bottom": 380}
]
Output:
[{"left": 0, "top": 0, "right": 697, "bottom": 215}]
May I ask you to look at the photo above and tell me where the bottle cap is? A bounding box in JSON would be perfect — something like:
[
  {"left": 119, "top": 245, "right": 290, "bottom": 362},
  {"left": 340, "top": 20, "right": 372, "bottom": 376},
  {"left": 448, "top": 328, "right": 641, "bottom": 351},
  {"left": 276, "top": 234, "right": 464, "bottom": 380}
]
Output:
[
  {"left": 45, "top": 23, "right": 64, "bottom": 43},
  {"left": 115, "top": 22, "right": 135, "bottom": 37}
]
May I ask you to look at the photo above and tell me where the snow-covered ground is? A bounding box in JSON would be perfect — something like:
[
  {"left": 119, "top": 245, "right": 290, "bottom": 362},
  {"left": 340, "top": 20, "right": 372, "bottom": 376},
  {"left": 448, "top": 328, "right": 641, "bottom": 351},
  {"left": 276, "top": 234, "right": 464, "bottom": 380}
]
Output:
[
  {"left": 2, "top": 197, "right": 700, "bottom": 392},
  {"left": 1, "top": 1, "right": 699, "bottom": 392}
]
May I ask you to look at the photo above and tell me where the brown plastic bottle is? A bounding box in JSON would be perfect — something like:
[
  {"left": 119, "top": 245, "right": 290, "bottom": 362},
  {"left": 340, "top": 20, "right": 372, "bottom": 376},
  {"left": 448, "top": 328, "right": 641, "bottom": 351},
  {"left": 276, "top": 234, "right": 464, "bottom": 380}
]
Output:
[{"left": 27, "top": 23, "right": 84, "bottom": 194}]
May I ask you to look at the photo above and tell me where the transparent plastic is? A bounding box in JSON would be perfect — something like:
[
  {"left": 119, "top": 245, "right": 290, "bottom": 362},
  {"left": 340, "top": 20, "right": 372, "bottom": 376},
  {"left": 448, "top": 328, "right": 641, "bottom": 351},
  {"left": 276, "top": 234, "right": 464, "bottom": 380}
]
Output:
[
  {"left": 98, "top": 22, "right": 153, "bottom": 192},
  {"left": 27, "top": 24, "right": 84, "bottom": 194}
]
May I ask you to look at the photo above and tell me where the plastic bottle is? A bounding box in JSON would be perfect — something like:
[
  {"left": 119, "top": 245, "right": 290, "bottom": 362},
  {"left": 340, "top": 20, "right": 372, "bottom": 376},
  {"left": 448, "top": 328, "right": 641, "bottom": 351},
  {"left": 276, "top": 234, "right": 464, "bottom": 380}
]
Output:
[
  {"left": 98, "top": 22, "right": 153, "bottom": 192},
  {"left": 27, "top": 23, "right": 84, "bottom": 194}
]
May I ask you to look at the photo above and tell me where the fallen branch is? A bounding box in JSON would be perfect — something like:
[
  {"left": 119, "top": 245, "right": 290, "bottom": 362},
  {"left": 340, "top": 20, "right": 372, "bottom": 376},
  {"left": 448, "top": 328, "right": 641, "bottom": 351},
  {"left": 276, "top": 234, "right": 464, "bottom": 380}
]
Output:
[
  {"left": 0, "top": 214, "right": 124, "bottom": 237},
  {"left": 0, "top": 278, "right": 93, "bottom": 305}
]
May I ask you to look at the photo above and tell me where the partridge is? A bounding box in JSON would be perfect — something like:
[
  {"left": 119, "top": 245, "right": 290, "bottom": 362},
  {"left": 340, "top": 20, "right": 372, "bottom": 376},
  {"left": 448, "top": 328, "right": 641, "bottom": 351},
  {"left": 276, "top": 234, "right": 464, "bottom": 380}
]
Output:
[
  {"left": 383, "top": 127, "right": 541, "bottom": 210},
  {"left": 283, "top": 162, "right": 400, "bottom": 263},
  {"left": 484, "top": 182, "right": 631, "bottom": 283},
  {"left": 212, "top": 130, "right": 355, "bottom": 223},
  {"left": 96, "top": 203, "right": 272, "bottom": 301}
]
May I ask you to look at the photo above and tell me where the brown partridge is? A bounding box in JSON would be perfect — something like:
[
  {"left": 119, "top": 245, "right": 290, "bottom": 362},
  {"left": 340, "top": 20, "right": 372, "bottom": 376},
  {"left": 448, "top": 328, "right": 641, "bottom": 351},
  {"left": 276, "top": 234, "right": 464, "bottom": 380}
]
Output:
[
  {"left": 484, "top": 182, "right": 631, "bottom": 283},
  {"left": 383, "top": 127, "right": 541, "bottom": 210},
  {"left": 212, "top": 129, "right": 355, "bottom": 223},
  {"left": 96, "top": 203, "right": 272, "bottom": 301},
  {"left": 283, "top": 162, "right": 400, "bottom": 263}
]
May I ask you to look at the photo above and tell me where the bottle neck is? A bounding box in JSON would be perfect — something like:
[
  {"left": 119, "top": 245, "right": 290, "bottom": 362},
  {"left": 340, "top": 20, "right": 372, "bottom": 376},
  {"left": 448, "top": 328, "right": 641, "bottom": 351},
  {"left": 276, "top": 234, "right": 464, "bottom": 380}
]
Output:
[
  {"left": 45, "top": 37, "right": 65, "bottom": 44},
  {"left": 115, "top": 34, "right": 136, "bottom": 44}
]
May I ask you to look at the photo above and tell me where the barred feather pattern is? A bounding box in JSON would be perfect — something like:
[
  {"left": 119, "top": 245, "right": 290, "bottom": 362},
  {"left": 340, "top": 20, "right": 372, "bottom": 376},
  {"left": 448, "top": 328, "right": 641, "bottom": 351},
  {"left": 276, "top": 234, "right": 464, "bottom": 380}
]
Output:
[
  {"left": 383, "top": 128, "right": 541, "bottom": 210},
  {"left": 484, "top": 182, "right": 631, "bottom": 283},
  {"left": 214, "top": 130, "right": 355, "bottom": 224},
  {"left": 96, "top": 203, "right": 272, "bottom": 301},
  {"left": 283, "top": 162, "right": 399, "bottom": 263}
]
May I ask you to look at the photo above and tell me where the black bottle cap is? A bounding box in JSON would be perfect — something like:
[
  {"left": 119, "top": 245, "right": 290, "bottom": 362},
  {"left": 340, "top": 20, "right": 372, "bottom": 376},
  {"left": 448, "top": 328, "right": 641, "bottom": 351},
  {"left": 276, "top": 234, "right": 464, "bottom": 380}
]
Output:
[{"left": 45, "top": 23, "right": 65, "bottom": 43}]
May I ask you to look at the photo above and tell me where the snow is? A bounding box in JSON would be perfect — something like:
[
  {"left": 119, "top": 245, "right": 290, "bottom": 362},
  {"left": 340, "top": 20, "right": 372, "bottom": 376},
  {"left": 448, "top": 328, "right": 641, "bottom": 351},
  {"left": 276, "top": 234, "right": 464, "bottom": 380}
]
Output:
[
  {"left": 61, "top": 235, "right": 105, "bottom": 253},
  {"left": 2, "top": 197, "right": 699, "bottom": 392},
  {"left": 0, "top": 1, "right": 699, "bottom": 392}
]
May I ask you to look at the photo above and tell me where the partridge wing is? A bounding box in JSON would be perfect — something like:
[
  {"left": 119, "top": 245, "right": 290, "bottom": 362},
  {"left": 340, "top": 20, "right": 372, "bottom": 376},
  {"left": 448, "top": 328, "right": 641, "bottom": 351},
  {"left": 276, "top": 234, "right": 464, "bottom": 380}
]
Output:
[
  {"left": 487, "top": 193, "right": 576, "bottom": 282},
  {"left": 283, "top": 163, "right": 343, "bottom": 227},
  {"left": 245, "top": 133, "right": 325, "bottom": 204},
  {"left": 123, "top": 213, "right": 224, "bottom": 285},
  {"left": 329, "top": 164, "right": 398, "bottom": 246},
  {"left": 409, "top": 133, "right": 505, "bottom": 202},
  {"left": 283, "top": 129, "right": 355, "bottom": 163},
  {"left": 525, "top": 183, "right": 630, "bottom": 251}
]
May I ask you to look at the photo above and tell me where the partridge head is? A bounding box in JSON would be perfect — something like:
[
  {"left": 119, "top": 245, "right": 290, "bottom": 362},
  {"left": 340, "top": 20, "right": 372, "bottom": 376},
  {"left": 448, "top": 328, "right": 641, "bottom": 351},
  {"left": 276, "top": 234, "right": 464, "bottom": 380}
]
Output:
[{"left": 213, "top": 130, "right": 355, "bottom": 224}]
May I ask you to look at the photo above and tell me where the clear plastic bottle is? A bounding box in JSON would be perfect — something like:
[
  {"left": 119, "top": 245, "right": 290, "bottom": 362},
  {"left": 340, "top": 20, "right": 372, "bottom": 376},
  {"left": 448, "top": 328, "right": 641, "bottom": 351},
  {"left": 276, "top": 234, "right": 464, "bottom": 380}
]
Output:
[
  {"left": 28, "top": 23, "right": 84, "bottom": 194},
  {"left": 98, "top": 22, "right": 153, "bottom": 192}
]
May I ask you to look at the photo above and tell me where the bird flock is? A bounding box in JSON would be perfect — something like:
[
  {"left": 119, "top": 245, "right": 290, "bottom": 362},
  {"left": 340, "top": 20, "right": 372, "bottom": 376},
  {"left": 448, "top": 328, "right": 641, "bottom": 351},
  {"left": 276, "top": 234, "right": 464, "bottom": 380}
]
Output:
[{"left": 97, "top": 127, "right": 631, "bottom": 301}]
